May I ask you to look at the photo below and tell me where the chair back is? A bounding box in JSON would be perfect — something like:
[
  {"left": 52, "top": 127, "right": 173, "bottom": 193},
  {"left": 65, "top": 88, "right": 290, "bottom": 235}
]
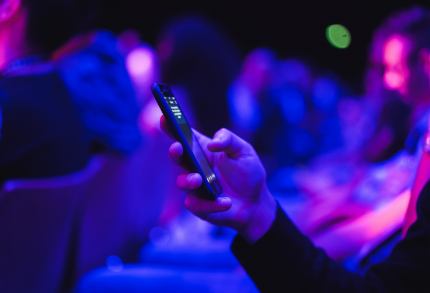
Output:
[
  {"left": 0, "top": 133, "right": 181, "bottom": 293},
  {"left": 0, "top": 157, "right": 103, "bottom": 293},
  {"left": 73, "top": 142, "right": 176, "bottom": 280}
]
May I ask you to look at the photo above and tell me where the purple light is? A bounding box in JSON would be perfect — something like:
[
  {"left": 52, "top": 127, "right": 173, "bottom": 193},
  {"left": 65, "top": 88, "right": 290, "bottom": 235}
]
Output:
[
  {"left": 276, "top": 59, "right": 312, "bottom": 89},
  {"left": 278, "top": 86, "right": 306, "bottom": 124},
  {"left": 139, "top": 99, "right": 163, "bottom": 133},
  {"left": 126, "top": 47, "right": 154, "bottom": 79},
  {"left": 312, "top": 78, "right": 339, "bottom": 112},
  {"left": 228, "top": 82, "right": 262, "bottom": 130}
]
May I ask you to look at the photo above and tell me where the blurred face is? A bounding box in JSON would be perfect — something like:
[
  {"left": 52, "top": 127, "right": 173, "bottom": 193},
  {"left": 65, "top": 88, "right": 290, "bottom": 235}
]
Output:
[
  {"left": 382, "top": 34, "right": 411, "bottom": 96},
  {"left": 383, "top": 34, "right": 430, "bottom": 105}
]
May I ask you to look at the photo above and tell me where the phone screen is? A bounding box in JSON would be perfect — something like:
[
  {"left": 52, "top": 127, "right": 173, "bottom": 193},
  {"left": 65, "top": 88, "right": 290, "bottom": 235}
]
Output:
[{"left": 159, "top": 85, "right": 218, "bottom": 184}]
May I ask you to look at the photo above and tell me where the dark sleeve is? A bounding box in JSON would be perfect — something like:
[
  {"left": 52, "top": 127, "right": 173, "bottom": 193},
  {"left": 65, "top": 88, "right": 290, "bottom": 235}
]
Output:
[
  {"left": 231, "top": 182, "right": 430, "bottom": 293},
  {"left": 0, "top": 74, "right": 93, "bottom": 181}
]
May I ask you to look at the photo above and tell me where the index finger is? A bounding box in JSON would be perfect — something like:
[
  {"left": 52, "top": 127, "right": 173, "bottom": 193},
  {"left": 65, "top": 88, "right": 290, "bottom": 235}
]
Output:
[
  {"left": 207, "top": 128, "right": 255, "bottom": 159},
  {"left": 160, "top": 115, "right": 175, "bottom": 140},
  {"left": 185, "top": 194, "right": 232, "bottom": 219}
]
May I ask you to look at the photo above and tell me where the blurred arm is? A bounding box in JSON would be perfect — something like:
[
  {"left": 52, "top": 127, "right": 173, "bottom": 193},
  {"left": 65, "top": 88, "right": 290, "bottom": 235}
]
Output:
[{"left": 403, "top": 141, "right": 430, "bottom": 237}]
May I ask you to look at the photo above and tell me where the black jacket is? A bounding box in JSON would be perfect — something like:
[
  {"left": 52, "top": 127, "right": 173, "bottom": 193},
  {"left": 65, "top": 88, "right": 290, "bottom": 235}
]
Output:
[{"left": 232, "top": 180, "right": 430, "bottom": 292}]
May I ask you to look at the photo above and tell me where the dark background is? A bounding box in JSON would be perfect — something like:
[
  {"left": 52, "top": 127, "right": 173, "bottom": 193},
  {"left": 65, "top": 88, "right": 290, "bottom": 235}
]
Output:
[{"left": 98, "top": 0, "right": 430, "bottom": 94}]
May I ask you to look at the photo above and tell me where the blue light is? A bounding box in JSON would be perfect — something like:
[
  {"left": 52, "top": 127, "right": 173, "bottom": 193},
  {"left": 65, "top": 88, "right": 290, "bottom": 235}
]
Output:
[
  {"left": 106, "top": 255, "right": 124, "bottom": 272},
  {"left": 277, "top": 86, "right": 306, "bottom": 124},
  {"left": 312, "top": 78, "right": 339, "bottom": 112}
]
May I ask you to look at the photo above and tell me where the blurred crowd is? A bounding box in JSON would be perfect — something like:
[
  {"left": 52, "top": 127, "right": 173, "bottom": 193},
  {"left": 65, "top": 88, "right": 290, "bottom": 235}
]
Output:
[{"left": 1, "top": 1, "right": 430, "bottom": 292}]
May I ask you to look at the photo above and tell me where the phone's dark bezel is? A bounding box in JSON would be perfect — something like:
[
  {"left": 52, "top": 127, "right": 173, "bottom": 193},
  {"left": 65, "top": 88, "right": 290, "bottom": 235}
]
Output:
[{"left": 151, "top": 83, "right": 222, "bottom": 201}]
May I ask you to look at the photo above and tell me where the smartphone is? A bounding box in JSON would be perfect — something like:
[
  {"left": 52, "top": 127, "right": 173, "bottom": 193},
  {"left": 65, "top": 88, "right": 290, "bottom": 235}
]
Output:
[{"left": 151, "top": 83, "right": 222, "bottom": 200}]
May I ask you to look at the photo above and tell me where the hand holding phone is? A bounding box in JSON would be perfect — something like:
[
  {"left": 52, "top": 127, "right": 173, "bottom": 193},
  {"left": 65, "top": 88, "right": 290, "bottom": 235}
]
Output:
[
  {"left": 160, "top": 115, "right": 277, "bottom": 244},
  {"left": 151, "top": 83, "right": 223, "bottom": 200}
]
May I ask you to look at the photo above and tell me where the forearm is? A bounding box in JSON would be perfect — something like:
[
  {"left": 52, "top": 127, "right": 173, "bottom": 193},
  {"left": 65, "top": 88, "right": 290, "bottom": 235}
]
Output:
[
  {"left": 403, "top": 151, "right": 430, "bottom": 236},
  {"left": 232, "top": 205, "right": 384, "bottom": 293}
]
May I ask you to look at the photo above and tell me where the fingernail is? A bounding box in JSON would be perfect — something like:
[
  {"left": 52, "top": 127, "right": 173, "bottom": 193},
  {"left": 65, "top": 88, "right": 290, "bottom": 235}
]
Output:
[
  {"left": 218, "top": 197, "right": 230, "bottom": 205},
  {"left": 187, "top": 174, "right": 198, "bottom": 187},
  {"left": 187, "top": 174, "right": 194, "bottom": 184},
  {"left": 212, "top": 138, "right": 222, "bottom": 143}
]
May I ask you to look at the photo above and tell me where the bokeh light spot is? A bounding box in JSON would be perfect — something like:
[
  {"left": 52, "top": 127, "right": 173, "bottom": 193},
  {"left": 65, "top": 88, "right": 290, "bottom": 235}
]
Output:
[
  {"left": 126, "top": 47, "right": 153, "bottom": 77},
  {"left": 278, "top": 87, "right": 306, "bottom": 124},
  {"left": 149, "top": 226, "right": 170, "bottom": 246},
  {"left": 326, "top": 24, "right": 351, "bottom": 49},
  {"left": 312, "top": 78, "right": 339, "bottom": 112},
  {"left": 106, "top": 255, "right": 124, "bottom": 272}
]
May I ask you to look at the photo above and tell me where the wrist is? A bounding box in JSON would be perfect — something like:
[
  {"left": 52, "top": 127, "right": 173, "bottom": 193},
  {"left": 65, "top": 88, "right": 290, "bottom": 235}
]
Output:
[{"left": 239, "top": 186, "right": 277, "bottom": 245}]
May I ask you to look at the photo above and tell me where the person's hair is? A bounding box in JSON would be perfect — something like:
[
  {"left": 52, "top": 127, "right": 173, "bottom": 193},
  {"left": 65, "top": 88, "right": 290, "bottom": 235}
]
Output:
[
  {"left": 365, "top": 6, "right": 430, "bottom": 96},
  {"left": 22, "top": 0, "right": 100, "bottom": 52},
  {"left": 398, "top": 10, "right": 430, "bottom": 66},
  {"left": 370, "top": 6, "right": 430, "bottom": 66}
]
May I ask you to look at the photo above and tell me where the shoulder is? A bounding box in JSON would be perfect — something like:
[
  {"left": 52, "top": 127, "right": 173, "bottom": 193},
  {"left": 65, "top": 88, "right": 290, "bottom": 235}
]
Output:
[
  {"left": 0, "top": 72, "right": 77, "bottom": 129},
  {"left": 0, "top": 72, "right": 68, "bottom": 103}
]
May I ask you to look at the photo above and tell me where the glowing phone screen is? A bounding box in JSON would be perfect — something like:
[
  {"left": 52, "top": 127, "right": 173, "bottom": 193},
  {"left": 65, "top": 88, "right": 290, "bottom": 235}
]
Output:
[{"left": 160, "top": 86, "right": 217, "bottom": 184}]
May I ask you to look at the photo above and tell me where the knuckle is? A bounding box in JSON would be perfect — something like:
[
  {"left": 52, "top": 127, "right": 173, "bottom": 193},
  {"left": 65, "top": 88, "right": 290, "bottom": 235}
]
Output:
[
  {"left": 219, "top": 128, "right": 230, "bottom": 136},
  {"left": 214, "top": 128, "right": 228, "bottom": 137}
]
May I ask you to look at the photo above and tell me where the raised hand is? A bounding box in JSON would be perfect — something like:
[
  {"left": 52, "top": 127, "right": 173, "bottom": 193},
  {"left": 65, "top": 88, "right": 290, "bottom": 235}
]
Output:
[{"left": 161, "top": 116, "right": 276, "bottom": 244}]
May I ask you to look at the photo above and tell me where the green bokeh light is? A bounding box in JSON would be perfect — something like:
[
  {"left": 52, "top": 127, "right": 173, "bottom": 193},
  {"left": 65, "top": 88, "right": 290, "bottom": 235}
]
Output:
[{"left": 326, "top": 24, "right": 351, "bottom": 49}]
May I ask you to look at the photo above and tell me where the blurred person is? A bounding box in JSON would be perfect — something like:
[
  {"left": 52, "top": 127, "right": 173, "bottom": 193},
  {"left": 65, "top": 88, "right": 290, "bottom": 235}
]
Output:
[
  {"left": 0, "top": 1, "right": 164, "bottom": 292},
  {"left": 156, "top": 14, "right": 241, "bottom": 138},
  {"left": 0, "top": 0, "right": 100, "bottom": 181},
  {"left": 297, "top": 6, "right": 430, "bottom": 200},
  {"left": 160, "top": 117, "right": 429, "bottom": 292},
  {"left": 363, "top": 6, "right": 430, "bottom": 163},
  {"left": 54, "top": 30, "right": 141, "bottom": 154},
  {"left": 303, "top": 5, "right": 430, "bottom": 174},
  {"left": 365, "top": 6, "right": 430, "bottom": 237},
  {"left": 334, "top": 6, "right": 430, "bottom": 203},
  {"left": 230, "top": 51, "right": 349, "bottom": 174},
  {"left": 228, "top": 48, "right": 277, "bottom": 141},
  {"left": 0, "top": 0, "right": 142, "bottom": 182},
  {"left": 55, "top": 29, "right": 186, "bottom": 282},
  {"left": 277, "top": 70, "right": 349, "bottom": 164},
  {"left": 282, "top": 6, "right": 430, "bottom": 263},
  {"left": 228, "top": 48, "right": 288, "bottom": 173}
]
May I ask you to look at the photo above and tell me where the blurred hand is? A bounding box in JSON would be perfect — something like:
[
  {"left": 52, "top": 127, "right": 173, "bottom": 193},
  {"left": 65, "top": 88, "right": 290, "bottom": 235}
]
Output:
[{"left": 160, "top": 116, "right": 277, "bottom": 244}]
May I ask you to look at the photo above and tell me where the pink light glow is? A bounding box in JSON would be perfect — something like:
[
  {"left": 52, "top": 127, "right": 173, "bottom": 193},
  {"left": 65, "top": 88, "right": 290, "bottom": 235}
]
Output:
[
  {"left": 382, "top": 35, "right": 410, "bottom": 94},
  {"left": 139, "top": 99, "right": 162, "bottom": 133},
  {"left": 384, "top": 37, "right": 404, "bottom": 65},
  {"left": 383, "top": 71, "right": 404, "bottom": 90},
  {"left": 126, "top": 47, "right": 154, "bottom": 79},
  {"left": 311, "top": 189, "right": 410, "bottom": 260}
]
